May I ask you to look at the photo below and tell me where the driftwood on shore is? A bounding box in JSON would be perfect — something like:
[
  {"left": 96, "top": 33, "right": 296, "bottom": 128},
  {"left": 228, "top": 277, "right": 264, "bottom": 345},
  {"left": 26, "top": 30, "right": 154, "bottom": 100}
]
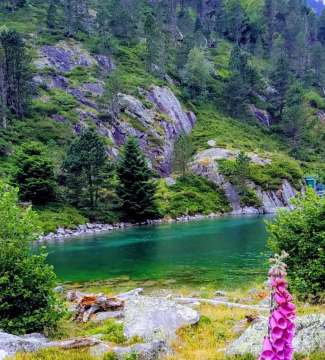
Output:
[
  {"left": 48, "top": 337, "right": 101, "bottom": 349},
  {"left": 67, "top": 291, "right": 125, "bottom": 322}
]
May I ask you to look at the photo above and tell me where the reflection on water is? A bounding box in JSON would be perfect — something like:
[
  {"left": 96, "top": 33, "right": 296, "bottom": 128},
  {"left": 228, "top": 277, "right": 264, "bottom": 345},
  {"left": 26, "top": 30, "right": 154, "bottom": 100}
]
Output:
[{"left": 45, "top": 216, "right": 271, "bottom": 288}]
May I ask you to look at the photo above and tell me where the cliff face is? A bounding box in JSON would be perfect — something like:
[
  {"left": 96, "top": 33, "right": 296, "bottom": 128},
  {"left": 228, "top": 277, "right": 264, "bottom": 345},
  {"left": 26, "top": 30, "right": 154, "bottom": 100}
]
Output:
[
  {"left": 192, "top": 148, "right": 298, "bottom": 214},
  {"left": 33, "top": 40, "right": 195, "bottom": 175}
]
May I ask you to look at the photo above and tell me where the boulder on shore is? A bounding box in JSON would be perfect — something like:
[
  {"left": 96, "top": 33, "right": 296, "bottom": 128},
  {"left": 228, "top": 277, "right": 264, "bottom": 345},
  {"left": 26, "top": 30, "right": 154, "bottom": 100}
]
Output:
[
  {"left": 226, "top": 314, "right": 325, "bottom": 356},
  {"left": 124, "top": 296, "right": 200, "bottom": 342}
]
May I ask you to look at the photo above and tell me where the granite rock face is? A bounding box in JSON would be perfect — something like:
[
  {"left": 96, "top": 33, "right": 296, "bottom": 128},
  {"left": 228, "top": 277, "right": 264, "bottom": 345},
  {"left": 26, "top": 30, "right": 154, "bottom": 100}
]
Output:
[
  {"left": 35, "top": 41, "right": 113, "bottom": 73},
  {"left": 226, "top": 314, "right": 325, "bottom": 356},
  {"left": 192, "top": 147, "right": 297, "bottom": 214},
  {"left": 110, "top": 86, "right": 196, "bottom": 175},
  {"left": 33, "top": 40, "right": 195, "bottom": 175}
]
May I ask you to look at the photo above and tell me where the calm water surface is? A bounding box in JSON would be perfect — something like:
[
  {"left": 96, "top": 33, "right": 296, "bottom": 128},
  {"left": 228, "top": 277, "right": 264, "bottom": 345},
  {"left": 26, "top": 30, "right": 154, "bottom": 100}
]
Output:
[{"left": 46, "top": 216, "right": 271, "bottom": 288}]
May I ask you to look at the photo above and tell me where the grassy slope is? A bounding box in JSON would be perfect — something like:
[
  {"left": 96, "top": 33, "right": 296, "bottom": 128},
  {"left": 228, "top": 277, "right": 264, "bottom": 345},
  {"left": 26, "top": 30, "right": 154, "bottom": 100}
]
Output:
[{"left": 1, "top": 1, "right": 324, "bottom": 224}]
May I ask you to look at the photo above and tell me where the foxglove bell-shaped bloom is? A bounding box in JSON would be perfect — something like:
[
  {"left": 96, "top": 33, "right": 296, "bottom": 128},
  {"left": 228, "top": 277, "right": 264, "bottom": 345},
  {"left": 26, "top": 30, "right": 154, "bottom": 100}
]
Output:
[{"left": 259, "top": 252, "right": 296, "bottom": 360}]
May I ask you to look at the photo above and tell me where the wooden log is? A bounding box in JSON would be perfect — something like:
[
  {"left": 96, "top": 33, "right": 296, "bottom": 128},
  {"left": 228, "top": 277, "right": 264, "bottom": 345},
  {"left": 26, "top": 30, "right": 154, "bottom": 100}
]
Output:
[
  {"left": 48, "top": 337, "right": 100, "bottom": 349},
  {"left": 173, "top": 297, "right": 269, "bottom": 311}
]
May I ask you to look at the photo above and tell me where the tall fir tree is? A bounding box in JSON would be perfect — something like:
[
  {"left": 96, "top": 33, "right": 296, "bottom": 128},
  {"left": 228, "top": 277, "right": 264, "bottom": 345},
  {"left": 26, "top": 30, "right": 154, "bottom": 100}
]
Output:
[
  {"left": 144, "top": 12, "right": 165, "bottom": 76},
  {"left": 0, "top": 28, "right": 30, "bottom": 120},
  {"left": 117, "top": 137, "right": 158, "bottom": 221},
  {"left": 63, "top": 129, "right": 111, "bottom": 212},
  {"left": 14, "top": 142, "right": 56, "bottom": 205}
]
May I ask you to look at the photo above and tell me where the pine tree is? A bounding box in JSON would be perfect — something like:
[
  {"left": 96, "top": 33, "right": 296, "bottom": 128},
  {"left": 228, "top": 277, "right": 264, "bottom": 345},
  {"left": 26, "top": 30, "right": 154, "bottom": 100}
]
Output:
[
  {"left": 47, "top": 0, "right": 57, "bottom": 30},
  {"left": 269, "top": 42, "right": 290, "bottom": 118},
  {"left": 281, "top": 82, "right": 306, "bottom": 153},
  {"left": 183, "top": 47, "right": 212, "bottom": 99},
  {"left": 0, "top": 28, "right": 30, "bottom": 119},
  {"left": 117, "top": 137, "right": 158, "bottom": 221},
  {"left": 172, "top": 133, "right": 193, "bottom": 177},
  {"left": 64, "top": 0, "right": 89, "bottom": 37},
  {"left": 0, "top": 47, "right": 7, "bottom": 128},
  {"left": 224, "top": 0, "right": 247, "bottom": 44},
  {"left": 63, "top": 129, "right": 110, "bottom": 211},
  {"left": 144, "top": 12, "right": 165, "bottom": 75},
  {"left": 100, "top": 69, "right": 123, "bottom": 122},
  {"left": 14, "top": 142, "right": 56, "bottom": 205},
  {"left": 224, "top": 45, "right": 258, "bottom": 117},
  {"left": 318, "top": 9, "right": 325, "bottom": 46}
]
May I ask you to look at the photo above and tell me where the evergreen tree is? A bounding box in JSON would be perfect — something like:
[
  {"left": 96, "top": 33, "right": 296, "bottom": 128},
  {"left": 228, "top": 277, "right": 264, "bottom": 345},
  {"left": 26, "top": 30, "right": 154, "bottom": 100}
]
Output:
[
  {"left": 270, "top": 40, "right": 290, "bottom": 119},
  {"left": 144, "top": 12, "right": 165, "bottom": 75},
  {"left": 0, "top": 28, "right": 30, "bottom": 120},
  {"left": 224, "top": 0, "right": 248, "bottom": 44},
  {"left": 47, "top": 0, "right": 57, "bottom": 30},
  {"left": 224, "top": 45, "right": 259, "bottom": 117},
  {"left": 14, "top": 142, "right": 56, "bottom": 205},
  {"left": 281, "top": 82, "right": 306, "bottom": 154},
  {"left": 100, "top": 69, "right": 123, "bottom": 122},
  {"left": 318, "top": 9, "right": 325, "bottom": 46},
  {"left": 64, "top": 0, "right": 89, "bottom": 37},
  {"left": 63, "top": 129, "right": 111, "bottom": 212},
  {"left": 172, "top": 133, "right": 193, "bottom": 177},
  {"left": 183, "top": 47, "right": 212, "bottom": 99},
  {"left": 0, "top": 47, "right": 7, "bottom": 128},
  {"left": 117, "top": 137, "right": 158, "bottom": 221}
]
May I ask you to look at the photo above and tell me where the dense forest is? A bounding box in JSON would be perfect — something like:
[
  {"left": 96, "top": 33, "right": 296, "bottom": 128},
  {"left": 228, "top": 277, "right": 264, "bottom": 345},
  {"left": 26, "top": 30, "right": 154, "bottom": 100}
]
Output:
[{"left": 0, "top": 0, "right": 324, "bottom": 227}]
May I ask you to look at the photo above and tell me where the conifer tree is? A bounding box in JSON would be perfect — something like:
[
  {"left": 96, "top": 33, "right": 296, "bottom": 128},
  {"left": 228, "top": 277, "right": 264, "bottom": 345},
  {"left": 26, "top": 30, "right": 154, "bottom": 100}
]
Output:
[
  {"left": 172, "top": 133, "right": 193, "bottom": 177},
  {"left": 224, "top": 45, "right": 257, "bottom": 116},
  {"left": 0, "top": 28, "right": 30, "bottom": 120},
  {"left": 14, "top": 142, "right": 56, "bottom": 205},
  {"left": 144, "top": 12, "right": 165, "bottom": 75},
  {"left": 47, "top": 0, "right": 57, "bottom": 30},
  {"left": 63, "top": 129, "right": 110, "bottom": 211},
  {"left": 117, "top": 137, "right": 158, "bottom": 221},
  {"left": 183, "top": 47, "right": 212, "bottom": 99}
]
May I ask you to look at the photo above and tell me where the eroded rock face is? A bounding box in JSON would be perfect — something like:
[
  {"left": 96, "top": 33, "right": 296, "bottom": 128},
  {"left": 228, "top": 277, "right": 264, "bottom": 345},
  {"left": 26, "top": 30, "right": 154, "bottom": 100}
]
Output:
[
  {"left": 192, "top": 148, "right": 297, "bottom": 214},
  {"left": 111, "top": 87, "right": 196, "bottom": 175},
  {"left": 33, "top": 41, "right": 195, "bottom": 175},
  {"left": 124, "top": 296, "right": 200, "bottom": 342},
  {"left": 147, "top": 85, "right": 196, "bottom": 134},
  {"left": 35, "top": 41, "right": 113, "bottom": 73},
  {"left": 226, "top": 314, "right": 325, "bottom": 356},
  {"left": 249, "top": 104, "right": 272, "bottom": 127}
]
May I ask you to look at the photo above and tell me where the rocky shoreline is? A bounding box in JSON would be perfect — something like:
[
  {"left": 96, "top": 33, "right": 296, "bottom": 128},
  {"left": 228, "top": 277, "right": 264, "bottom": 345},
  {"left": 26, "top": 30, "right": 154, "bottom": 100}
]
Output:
[
  {"left": 38, "top": 206, "right": 285, "bottom": 243},
  {"left": 37, "top": 213, "right": 228, "bottom": 243}
]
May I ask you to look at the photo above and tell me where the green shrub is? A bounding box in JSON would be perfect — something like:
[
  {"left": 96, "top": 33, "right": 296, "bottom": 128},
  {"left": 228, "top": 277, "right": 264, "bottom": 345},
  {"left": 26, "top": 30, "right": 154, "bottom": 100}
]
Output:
[
  {"left": 88, "top": 319, "right": 126, "bottom": 343},
  {"left": 267, "top": 189, "right": 325, "bottom": 303},
  {"left": 249, "top": 158, "right": 303, "bottom": 191},
  {"left": 219, "top": 156, "right": 303, "bottom": 193},
  {"left": 14, "top": 142, "right": 57, "bottom": 205},
  {"left": 0, "top": 182, "right": 63, "bottom": 334},
  {"left": 156, "top": 174, "right": 230, "bottom": 217},
  {"left": 36, "top": 204, "right": 87, "bottom": 234}
]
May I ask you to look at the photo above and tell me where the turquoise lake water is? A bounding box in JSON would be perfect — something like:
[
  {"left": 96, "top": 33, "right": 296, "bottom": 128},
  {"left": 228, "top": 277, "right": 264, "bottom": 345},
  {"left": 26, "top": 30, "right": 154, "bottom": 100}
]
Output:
[{"left": 46, "top": 216, "right": 271, "bottom": 288}]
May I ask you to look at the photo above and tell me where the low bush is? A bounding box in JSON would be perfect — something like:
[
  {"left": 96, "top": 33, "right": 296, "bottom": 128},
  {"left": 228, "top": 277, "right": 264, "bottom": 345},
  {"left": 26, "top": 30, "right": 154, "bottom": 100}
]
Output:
[
  {"left": 156, "top": 174, "right": 231, "bottom": 217},
  {"left": 0, "top": 182, "right": 63, "bottom": 334},
  {"left": 36, "top": 204, "right": 87, "bottom": 234},
  {"left": 268, "top": 189, "right": 325, "bottom": 303},
  {"left": 87, "top": 319, "right": 126, "bottom": 343}
]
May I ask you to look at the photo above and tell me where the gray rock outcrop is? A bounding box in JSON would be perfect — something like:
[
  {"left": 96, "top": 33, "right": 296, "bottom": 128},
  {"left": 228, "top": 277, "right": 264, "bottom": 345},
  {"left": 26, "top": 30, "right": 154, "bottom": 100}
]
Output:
[
  {"left": 226, "top": 314, "right": 325, "bottom": 357},
  {"left": 0, "top": 332, "right": 49, "bottom": 358},
  {"left": 124, "top": 296, "right": 200, "bottom": 342},
  {"left": 111, "top": 86, "right": 196, "bottom": 174},
  {"left": 33, "top": 40, "right": 195, "bottom": 175},
  {"left": 192, "top": 147, "right": 297, "bottom": 214}
]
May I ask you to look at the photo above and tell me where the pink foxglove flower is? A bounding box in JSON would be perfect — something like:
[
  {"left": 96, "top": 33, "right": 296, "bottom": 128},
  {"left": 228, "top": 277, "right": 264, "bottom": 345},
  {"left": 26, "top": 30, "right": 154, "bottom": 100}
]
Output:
[{"left": 259, "top": 251, "right": 296, "bottom": 360}]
